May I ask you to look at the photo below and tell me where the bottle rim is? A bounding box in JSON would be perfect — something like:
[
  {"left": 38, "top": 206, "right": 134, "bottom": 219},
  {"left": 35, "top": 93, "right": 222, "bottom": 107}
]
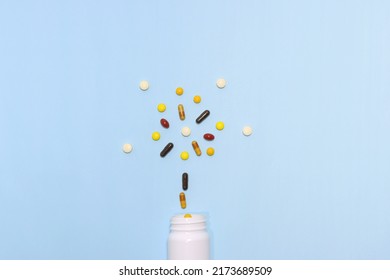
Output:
[{"left": 170, "top": 214, "right": 206, "bottom": 225}]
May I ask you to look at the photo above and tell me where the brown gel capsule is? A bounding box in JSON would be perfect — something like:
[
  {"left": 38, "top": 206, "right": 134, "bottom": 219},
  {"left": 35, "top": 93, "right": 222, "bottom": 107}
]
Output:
[
  {"left": 160, "top": 142, "right": 174, "bottom": 157},
  {"left": 178, "top": 104, "right": 185, "bottom": 120},
  {"left": 203, "top": 133, "right": 215, "bottom": 141},
  {"left": 182, "top": 172, "right": 188, "bottom": 191},
  {"left": 160, "top": 118, "right": 169, "bottom": 128},
  {"left": 196, "top": 110, "right": 210, "bottom": 124},
  {"left": 179, "top": 192, "right": 187, "bottom": 209},
  {"left": 192, "top": 141, "right": 202, "bottom": 156}
]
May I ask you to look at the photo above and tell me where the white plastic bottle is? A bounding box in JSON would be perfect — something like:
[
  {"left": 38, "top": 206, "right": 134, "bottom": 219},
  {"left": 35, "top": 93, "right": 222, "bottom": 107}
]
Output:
[{"left": 167, "top": 214, "right": 210, "bottom": 260}]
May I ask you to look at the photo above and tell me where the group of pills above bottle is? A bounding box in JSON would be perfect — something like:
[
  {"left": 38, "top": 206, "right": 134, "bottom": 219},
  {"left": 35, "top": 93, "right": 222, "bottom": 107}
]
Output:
[{"left": 123, "top": 78, "right": 253, "bottom": 210}]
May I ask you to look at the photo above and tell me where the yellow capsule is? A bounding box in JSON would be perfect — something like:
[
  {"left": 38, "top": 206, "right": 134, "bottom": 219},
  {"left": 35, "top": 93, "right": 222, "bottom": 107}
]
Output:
[
  {"left": 206, "top": 147, "right": 215, "bottom": 156},
  {"left": 179, "top": 192, "right": 187, "bottom": 209},
  {"left": 184, "top": 213, "right": 192, "bottom": 218},
  {"left": 216, "top": 121, "right": 224, "bottom": 130},
  {"left": 178, "top": 104, "right": 185, "bottom": 120},
  {"left": 193, "top": 95, "right": 201, "bottom": 103},
  {"left": 180, "top": 151, "right": 189, "bottom": 160},
  {"left": 157, "top": 103, "right": 166, "bottom": 112},
  {"left": 152, "top": 131, "right": 160, "bottom": 141},
  {"left": 192, "top": 141, "right": 202, "bottom": 156},
  {"left": 176, "top": 87, "right": 184, "bottom": 96}
]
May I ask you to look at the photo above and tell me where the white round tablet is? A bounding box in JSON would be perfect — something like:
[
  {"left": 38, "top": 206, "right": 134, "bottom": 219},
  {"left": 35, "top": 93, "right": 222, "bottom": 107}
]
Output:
[
  {"left": 122, "top": 143, "right": 133, "bottom": 153},
  {"left": 242, "top": 126, "right": 253, "bottom": 136},
  {"left": 216, "top": 78, "right": 226, "bottom": 89},
  {"left": 181, "top": 127, "right": 191, "bottom": 137},
  {"left": 139, "top": 80, "right": 149, "bottom": 91}
]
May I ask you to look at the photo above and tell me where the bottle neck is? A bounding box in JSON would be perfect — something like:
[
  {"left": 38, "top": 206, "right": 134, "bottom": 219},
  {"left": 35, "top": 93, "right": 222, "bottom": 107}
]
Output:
[{"left": 171, "top": 222, "right": 206, "bottom": 232}]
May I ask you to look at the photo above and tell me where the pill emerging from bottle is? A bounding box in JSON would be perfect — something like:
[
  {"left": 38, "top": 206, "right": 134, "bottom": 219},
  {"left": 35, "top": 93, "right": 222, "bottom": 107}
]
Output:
[
  {"left": 179, "top": 192, "right": 187, "bottom": 209},
  {"left": 184, "top": 213, "right": 192, "bottom": 218},
  {"left": 160, "top": 118, "right": 169, "bottom": 128},
  {"left": 192, "top": 141, "right": 202, "bottom": 156},
  {"left": 178, "top": 104, "right": 185, "bottom": 120},
  {"left": 196, "top": 110, "right": 210, "bottom": 124},
  {"left": 182, "top": 172, "right": 188, "bottom": 191},
  {"left": 160, "top": 142, "right": 174, "bottom": 157}
]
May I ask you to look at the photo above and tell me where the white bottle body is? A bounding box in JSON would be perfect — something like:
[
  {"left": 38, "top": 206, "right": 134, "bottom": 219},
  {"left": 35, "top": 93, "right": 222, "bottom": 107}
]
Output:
[{"left": 167, "top": 214, "right": 210, "bottom": 260}]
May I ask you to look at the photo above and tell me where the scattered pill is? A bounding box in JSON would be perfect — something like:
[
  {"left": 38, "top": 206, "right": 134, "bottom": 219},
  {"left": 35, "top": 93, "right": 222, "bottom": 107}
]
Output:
[
  {"left": 216, "top": 121, "right": 225, "bottom": 130},
  {"left": 242, "top": 126, "right": 253, "bottom": 136},
  {"left": 152, "top": 131, "right": 160, "bottom": 141},
  {"left": 192, "top": 141, "right": 202, "bottom": 156},
  {"left": 193, "top": 95, "right": 201, "bottom": 103},
  {"left": 122, "top": 143, "right": 133, "bottom": 153},
  {"left": 180, "top": 151, "right": 189, "bottom": 160},
  {"left": 203, "top": 133, "right": 215, "bottom": 141},
  {"left": 178, "top": 104, "right": 185, "bottom": 120},
  {"left": 182, "top": 172, "right": 188, "bottom": 191},
  {"left": 184, "top": 213, "right": 192, "bottom": 218},
  {"left": 160, "top": 142, "right": 174, "bottom": 157},
  {"left": 179, "top": 192, "right": 187, "bottom": 209},
  {"left": 160, "top": 118, "right": 170, "bottom": 128},
  {"left": 196, "top": 110, "right": 210, "bottom": 124},
  {"left": 206, "top": 147, "right": 215, "bottom": 156},
  {"left": 181, "top": 126, "right": 191, "bottom": 137},
  {"left": 176, "top": 87, "right": 184, "bottom": 96},
  {"left": 157, "top": 103, "right": 166, "bottom": 112},
  {"left": 216, "top": 78, "right": 226, "bottom": 89},
  {"left": 139, "top": 80, "right": 149, "bottom": 91}
]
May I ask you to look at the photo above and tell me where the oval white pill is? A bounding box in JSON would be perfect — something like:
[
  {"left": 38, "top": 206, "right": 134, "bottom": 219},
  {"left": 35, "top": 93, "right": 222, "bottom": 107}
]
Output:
[
  {"left": 122, "top": 143, "right": 133, "bottom": 153},
  {"left": 242, "top": 126, "right": 253, "bottom": 136},
  {"left": 216, "top": 78, "right": 226, "bottom": 89},
  {"left": 181, "top": 127, "right": 191, "bottom": 137},
  {"left": 139, "top": 80, "right": 149, "bottom": 91}
]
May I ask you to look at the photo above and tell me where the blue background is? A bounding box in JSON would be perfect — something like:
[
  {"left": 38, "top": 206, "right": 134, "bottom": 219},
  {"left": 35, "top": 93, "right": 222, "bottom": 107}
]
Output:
[{"left": 1, "top": 0, "right": 389, "bottom": 259}]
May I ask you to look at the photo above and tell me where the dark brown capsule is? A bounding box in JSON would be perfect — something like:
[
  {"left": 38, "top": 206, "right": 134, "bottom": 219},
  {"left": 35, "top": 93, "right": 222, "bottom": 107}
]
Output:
[
  {"left": 182, "top": 172, "right": 188, "bottom": 191},
  {"left": 160, "top": 142, "right": 174, "bottom": 157},
  {"left": 160, "top": 118, "right": 169, "bottom": 128},
  {"left": 196, "top": 110, "right": 210, "bottom": 124},
  {"left": 203, "top": 133, "right": 215, "bottom": 141}
]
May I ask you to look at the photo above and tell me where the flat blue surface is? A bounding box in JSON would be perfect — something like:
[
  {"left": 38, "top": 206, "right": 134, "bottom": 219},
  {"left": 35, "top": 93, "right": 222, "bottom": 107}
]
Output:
[{"left": 1, "top": 0, "right": 390, "bottom": 259}]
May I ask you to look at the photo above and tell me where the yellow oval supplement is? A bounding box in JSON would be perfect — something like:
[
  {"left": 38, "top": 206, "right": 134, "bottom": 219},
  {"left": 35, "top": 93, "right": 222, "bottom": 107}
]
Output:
[
  {"left": 193, "top": 95, "right": 201, "bottom": 103},
  {"left": 180, "top": 151, "right": 189, "bottom": 160},
  {"left": 179, "top": 192, "right": 187, "bottom": 209},
  {"left": 157, "top": 103, "right": 166, "bottom": 112},
  {"left": 192, "top": 141, "right": 202, "bottom": 156},
  {"left": 216, "top": 121, "right": 225, "bottom": 130},
  {"left": 206, "top": 147, "right": 215, "bottom": 156},
  {"left": 184, "top": 213, "right": 192, "bottom": 218},
  {"left": 152, "top": 132, "right": 160, "bottom": 141},
  {"left": 178, "top": 104, "right": 185, "bottom": 120},
  {"left": 176, "top": 87, "right": 184, "bottom": 96}
]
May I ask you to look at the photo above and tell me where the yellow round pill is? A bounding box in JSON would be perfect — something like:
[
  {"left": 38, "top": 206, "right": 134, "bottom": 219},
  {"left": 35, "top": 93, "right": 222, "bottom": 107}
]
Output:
[
  {"left": 216, "top": 121, "right": 225, "bottom": 130},
  {"left": 176, "top": 87, "right": 184, "bottom": 96},
  {"left": 152, "top": 132, "right": 160, "bottom": 141},
  {"left": 180, "top": 151, "right": 189, "bottom": 160},
  {"left": 206, "top": 147, "right": 215, "bottom": 156},
  {"left": 157, "top": 103, "right": 166, "bottom": 112},
  {"left": 193, "top": 95, "right": 201, "bottom": 103},
  {"left": 184, "top": 214, "right": 192, "bottom": 218}
]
